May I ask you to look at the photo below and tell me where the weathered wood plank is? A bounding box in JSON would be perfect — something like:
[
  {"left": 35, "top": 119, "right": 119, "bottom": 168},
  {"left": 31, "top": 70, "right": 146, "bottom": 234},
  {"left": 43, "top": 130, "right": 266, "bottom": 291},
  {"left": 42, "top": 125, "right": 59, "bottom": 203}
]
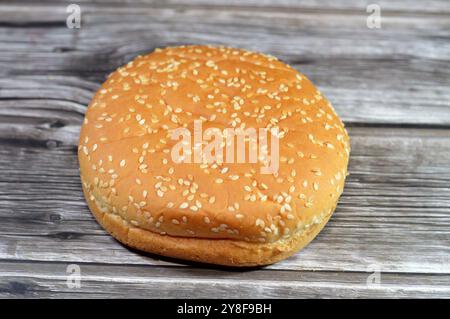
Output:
[
  {"left": 0, "top": 127, "right": 449, "bottom": 273},
  {"left": 1, "top": 260, "right": 449, "bottom": 298},
  {"left": 0, "top": 4, "right": 450, "bottom": 125},
  {"left": 1, "top": 74, "right": 450, "bottom": 151},
  {"left": 6, "top": 0, "right": 450, "bottom": 15}
]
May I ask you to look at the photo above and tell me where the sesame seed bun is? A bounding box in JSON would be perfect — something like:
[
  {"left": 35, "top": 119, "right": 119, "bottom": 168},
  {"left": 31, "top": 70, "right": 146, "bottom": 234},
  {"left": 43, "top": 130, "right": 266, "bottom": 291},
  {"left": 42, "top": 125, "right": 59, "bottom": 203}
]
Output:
[{"left": 78, "top": 45, "right": 350, "bottom": 266}]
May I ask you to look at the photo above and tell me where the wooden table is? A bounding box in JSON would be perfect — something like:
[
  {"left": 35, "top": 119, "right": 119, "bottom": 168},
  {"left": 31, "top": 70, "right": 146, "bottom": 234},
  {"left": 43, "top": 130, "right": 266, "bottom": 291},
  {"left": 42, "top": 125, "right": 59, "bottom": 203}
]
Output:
[{"left": 0, "top": 0, "right": 449, "bottom": 298}]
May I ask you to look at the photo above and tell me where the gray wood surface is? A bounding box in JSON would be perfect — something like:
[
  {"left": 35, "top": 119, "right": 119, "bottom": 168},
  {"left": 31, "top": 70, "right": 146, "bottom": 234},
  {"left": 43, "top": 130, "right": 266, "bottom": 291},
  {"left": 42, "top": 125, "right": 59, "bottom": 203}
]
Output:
[{"left": 0, "top": 0, "right": 449, "bottom": 298}]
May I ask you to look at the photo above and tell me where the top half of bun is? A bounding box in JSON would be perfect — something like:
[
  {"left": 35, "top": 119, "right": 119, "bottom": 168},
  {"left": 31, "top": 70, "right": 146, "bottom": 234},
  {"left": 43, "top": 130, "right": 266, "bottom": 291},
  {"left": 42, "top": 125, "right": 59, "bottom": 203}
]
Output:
[{"left": 78, "top": 45, "right": 350, "bottom": 244}]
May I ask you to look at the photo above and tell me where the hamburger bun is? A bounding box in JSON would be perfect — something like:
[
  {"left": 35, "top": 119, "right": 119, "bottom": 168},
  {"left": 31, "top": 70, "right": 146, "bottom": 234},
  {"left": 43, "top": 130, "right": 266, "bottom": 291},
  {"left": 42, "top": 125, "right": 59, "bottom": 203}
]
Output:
[{"left": 78, "top": 45, "right": 350, "bottom": 266}]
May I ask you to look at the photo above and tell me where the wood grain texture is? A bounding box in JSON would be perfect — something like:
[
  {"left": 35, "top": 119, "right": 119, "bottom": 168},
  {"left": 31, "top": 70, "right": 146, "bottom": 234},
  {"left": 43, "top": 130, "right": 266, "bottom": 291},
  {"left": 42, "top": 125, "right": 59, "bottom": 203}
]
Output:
[
  {"left": 0, "top": 0, "right": 449, "bottom": 298},
  {"left": 1, "top": 261, "right": 450, "bottom": 298},
  {"left": 1, "top": 3, "right": 450, "bottom": 125},
  {"left": 7, "top": 0, "right": 450, "bottom": 15},
  {"left": 0, "top": 127, "right": 449, "bottom": 275}
]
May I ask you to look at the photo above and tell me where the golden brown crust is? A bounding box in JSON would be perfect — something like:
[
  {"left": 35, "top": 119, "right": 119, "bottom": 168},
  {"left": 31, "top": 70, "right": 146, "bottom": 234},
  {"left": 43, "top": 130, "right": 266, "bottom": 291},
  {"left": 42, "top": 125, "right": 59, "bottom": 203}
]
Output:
[
  {"left": 78, "top": 45, "right": 350, "bottom": 266},
  {"left": 84, "top": 185, "right": 336, "bottom": 266}
]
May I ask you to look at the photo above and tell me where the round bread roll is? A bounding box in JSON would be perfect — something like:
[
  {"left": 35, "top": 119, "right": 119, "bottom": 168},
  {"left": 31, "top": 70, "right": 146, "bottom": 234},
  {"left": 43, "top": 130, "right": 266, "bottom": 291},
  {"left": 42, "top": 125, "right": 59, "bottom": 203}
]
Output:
[{"left": 78, "top": 45, "right": 350, "bottom": 266}]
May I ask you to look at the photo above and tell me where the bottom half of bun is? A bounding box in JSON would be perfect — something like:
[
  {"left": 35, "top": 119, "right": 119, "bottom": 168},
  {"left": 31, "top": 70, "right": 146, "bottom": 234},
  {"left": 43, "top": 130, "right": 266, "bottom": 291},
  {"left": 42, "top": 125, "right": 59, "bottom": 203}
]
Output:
[{"left": 83, "top": 187, "right": 336, "bottom": 267}]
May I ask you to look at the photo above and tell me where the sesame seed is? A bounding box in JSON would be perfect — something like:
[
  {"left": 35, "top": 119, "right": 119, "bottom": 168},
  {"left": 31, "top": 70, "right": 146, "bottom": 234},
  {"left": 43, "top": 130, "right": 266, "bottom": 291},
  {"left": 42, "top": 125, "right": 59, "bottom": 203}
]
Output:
[
  {"left": 255, "top": 218, "right": 265, "bottom": 227},
  {"left": 130, "top": 220, "right": 139, "bottom": 226},
  {"left": 179, "top": 202, "right": 189, "bottom": 209}
]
